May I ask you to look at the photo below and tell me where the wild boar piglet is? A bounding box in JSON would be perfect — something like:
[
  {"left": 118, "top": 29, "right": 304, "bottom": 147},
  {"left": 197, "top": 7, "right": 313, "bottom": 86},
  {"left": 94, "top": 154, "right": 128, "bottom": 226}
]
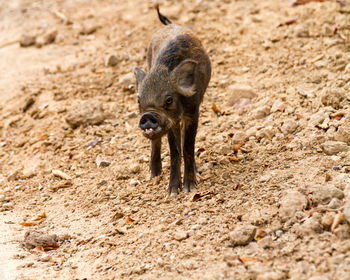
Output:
[{"left": 134, "top": 5, "right": 211, "bottom": 195}]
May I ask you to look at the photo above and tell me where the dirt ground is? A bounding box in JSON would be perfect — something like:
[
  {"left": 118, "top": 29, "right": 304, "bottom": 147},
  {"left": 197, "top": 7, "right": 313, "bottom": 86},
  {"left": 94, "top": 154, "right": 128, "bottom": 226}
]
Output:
[{"left": 1, "top": 0, "right": 350, "bottom": 279}]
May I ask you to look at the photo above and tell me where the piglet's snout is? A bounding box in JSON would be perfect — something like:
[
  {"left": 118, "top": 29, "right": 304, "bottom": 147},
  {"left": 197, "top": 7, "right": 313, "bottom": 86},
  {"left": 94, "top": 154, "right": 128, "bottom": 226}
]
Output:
[{"left": 139, "top": 112, "right": 159, "bottom": 130}]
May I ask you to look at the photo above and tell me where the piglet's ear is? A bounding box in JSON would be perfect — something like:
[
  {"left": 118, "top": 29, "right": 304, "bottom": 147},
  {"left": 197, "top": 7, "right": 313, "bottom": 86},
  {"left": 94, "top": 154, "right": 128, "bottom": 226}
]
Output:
[
  {"left": 134, "top": 67, "right": 146, "bottom": 92},
  {"left": 170, "top": 60, "right": 197, "bottom": 97}
]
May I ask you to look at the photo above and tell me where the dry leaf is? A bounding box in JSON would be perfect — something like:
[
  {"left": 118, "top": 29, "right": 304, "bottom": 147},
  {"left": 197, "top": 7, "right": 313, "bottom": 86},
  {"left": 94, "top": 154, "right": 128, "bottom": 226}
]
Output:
[
  {"left": 192, "top": 191, "right": 217, "bottom": 202},
  {"left": 192, "top": 193, "right": 202, "bottom": 201},
  {"left": 212, "top": 103, "right": 221, "bottom": 115},
  {"left": 337, "top": 65, "right": 346, "bottom": 72},
  {"left": 42, "top": 244, "right": 60, "bottom": 251},
  {"left": 233, "top": 142, "right": 244, "bottom": 153},
  {"left": 196, "top": 147, "right": 206, "bottom": 156},
  {"left": 330, "top": 112, "right": 345, "bottom": 120},
  {"left": 278, "top": 17, "right": 298, "bottom": 27},
  {"left": 126, "top": 217, "right": 135, "bottom": 224},
  {"left": 77, "top": 240, "right": 87, "bottom": 246},
  {"left": 227, "top": 156, "right": 241, "bottom": 162},
  {"left": 254, "top": 229, "right": 268, "bottom": 241},
  {"left": 39, "top": 134, "right": 49, "bottom": 141},
  {"left": 35, "top": 246, "right": 45, "bottom": 252},
  {"left": 19, "top": 222, "right": 38, "bottom": 227},
  {"left": 233, "top": 183, "right": 243, "bottom": 191},
  {"left": 33, "top": 212, "right": 47, "bottom": 221}
]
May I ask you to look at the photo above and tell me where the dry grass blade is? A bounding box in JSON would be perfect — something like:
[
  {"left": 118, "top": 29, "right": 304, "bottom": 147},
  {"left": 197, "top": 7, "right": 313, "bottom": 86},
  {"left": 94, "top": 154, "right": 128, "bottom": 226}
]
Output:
[
  {"left": 19, "top": 222, "right": 38, "bottom": 227},
  {"left": 212, "top": 103, "right": 222, "bottom": 116},
  {"left": 290, "top": 0, "right": 325, "bottom": 6}
]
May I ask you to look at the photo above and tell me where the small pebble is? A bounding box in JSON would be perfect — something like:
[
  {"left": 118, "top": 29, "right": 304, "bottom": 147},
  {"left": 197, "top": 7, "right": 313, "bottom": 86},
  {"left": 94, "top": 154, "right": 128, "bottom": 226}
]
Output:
[
  {"left": 250, "top": 106, "right": 270, "bottom": 119},
  {"left": 257, "top": 236, "right": 272, "bottom": 249},
  {"left": 281, "top": 120, "right": 298, "bottom": 135},
  {"left": 38, "top": 254, "right": 51, "bottom": 262},
  {"left": 19, "top": 34, "right": 36, "bottom": 47},
  {"left": 279, "top": 190, "right": 307, "bottom": 221},
  {"left": 2, "top": 202, "right": 13, "bottom": 209},
  {"left": 96, "top": 156, "right": 110, "bottom": 167},
  {"left": 295, "top": 25, "right": 309, "bottom": 38},
  {"left": 130, "top": 163, "right": 141, "bottom": 174},
  {"left": 35, "top": 29, "right": 57, "bottom": 48},
  {"left": 328, "top": 198, "right": 341, "bottom": 209},
  {"left": 105, "top": 54, "right": 119, "bottom": 67},
  {"left": 321, "top": 212, "right": 334, "bottom": 231},
  {"left": 321, "top": 141, "right": 348, "bottom": 156},
  {"left": 80, "top": 24, "right": 99, "bottom": 35},
  {"left": 275, "top": 230, "right": 284, "bottom": 237},
  {"left": 229, "top": 225, "right": 256, "bottom": 246},
  {"left": 174, "top": 230, "right": 189, "bottom": 241}
]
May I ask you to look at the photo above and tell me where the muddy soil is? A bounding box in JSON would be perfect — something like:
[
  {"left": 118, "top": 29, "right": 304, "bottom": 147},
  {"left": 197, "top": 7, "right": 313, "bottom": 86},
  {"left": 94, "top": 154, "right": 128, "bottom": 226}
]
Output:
[{"left": 1, "top": 0, "right": 350, "bottom": 279}]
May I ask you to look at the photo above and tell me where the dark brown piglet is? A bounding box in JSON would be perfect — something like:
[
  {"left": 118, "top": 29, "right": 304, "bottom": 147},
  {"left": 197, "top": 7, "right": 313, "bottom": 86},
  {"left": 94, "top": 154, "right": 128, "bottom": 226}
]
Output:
[{"left": 134, "top": 6, "right": 211, "bottom": 195}]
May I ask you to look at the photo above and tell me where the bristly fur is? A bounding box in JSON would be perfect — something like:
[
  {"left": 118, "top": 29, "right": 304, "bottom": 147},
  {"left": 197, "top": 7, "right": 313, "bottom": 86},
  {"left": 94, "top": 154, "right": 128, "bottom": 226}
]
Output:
[{"left": 155, "top": 4, "right": 172, "bottom": 25}]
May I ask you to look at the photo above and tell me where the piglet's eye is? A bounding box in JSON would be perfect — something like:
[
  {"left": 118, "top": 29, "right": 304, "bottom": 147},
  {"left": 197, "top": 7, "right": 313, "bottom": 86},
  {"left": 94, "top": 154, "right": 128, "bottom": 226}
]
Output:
[{"left": 165, "top": 96, "right": 173, "bottom": 106}]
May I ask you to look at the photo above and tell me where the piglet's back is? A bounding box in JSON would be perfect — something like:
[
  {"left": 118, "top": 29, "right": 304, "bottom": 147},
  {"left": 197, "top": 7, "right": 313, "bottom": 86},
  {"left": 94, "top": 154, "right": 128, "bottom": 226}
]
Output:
[{"left": 147, "top": 24, "right": 210, "bottom": 73}]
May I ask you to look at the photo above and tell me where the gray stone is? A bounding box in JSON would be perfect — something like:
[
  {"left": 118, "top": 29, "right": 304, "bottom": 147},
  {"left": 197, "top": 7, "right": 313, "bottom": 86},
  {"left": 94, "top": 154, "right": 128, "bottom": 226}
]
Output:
[
  {"left": 295, "top": 25, "right": 309, "bottom": 38},
  {"left": 328, "top": 198, "right": 341, "bottom": 209},
  {"left": 333, "top": 224, "right": 350, "bottom": 240},
  {"left": 308, "top": 184, "right": 344, "bottom": 204},
  {"left": 173, "top": 230, "right": 189, "bottom": 241},
  {"left": 232, "top": 131, "right": 248, "bottom": 144},
  {"left": 251, "top": 106, "right": 270, "bottom": 119},
  {"left": 257, "top": 236, "right": 272, "bottom": 249},
  {"left": 271, "top": 100, "right": 286, "bottom": 113},
  {"left": 334, "top": 116, "right": 350, "bottom": 144},
  {"left": 66, "top": 100, "right": 106, "bottom": 129},
  {"left": 279, "top": 190, "right": 308, "bottom": 221},
  {"left": 246, "top": 127, "right": 257, "bottom": 138},
  {"left": 310, "top": 111, "right": 327, "bottom": 126},
  {"left": 320, "top": 89, "right": 345, "bottom": 109},
  {"left": 227, "top": 84, "right": 256, "bottom": 106},
  {"left": 229, "top": 225, "right": 256, "bottom": 246},
  {"left": 281, "top": 120, "right": 298, "bottom": 135},
  {"left": 256, "top": 127, "right": 275, "bottom": 140},
  {"left": 321, "top": 141, "right": 348, "bottom": 155}
]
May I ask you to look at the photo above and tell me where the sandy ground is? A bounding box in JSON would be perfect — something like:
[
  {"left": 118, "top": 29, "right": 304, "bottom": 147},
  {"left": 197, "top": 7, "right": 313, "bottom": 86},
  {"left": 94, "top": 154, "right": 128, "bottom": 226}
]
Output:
[{"left": 1, "top": 0, "right": 350, "bottom": 279}]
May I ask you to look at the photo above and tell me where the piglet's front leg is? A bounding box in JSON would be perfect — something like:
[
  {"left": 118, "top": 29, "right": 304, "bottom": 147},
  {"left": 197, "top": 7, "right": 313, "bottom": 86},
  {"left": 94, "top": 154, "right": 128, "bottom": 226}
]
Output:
[
  {"left": 167, "top": 124, "right": 182, "bottom": 195},
  {"left": 183, "top": 113, "right": 198, "bottom": 192},
  {"left": 151, "top": 138, "right": 162, "bottom": 177}
]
